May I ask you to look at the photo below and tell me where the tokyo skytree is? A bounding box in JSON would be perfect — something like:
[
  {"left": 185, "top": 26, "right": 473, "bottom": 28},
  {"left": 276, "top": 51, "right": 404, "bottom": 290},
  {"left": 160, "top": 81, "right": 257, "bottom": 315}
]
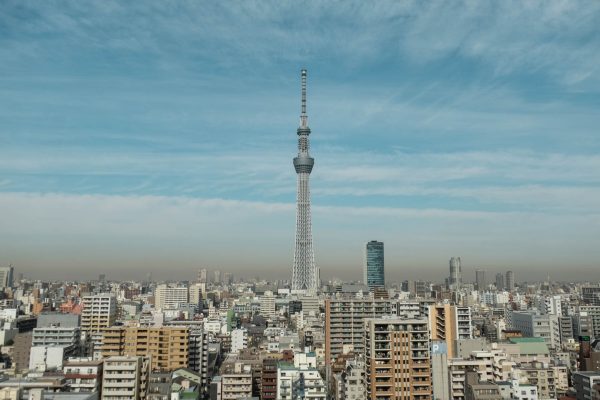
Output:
[{"left": 291, "top": 69, "right": 319, "bottom": 293}]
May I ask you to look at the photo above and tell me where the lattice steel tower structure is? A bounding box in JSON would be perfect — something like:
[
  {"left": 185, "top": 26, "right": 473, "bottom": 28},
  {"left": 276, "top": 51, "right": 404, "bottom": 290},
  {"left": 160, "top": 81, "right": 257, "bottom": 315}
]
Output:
[{"left": 292, "top": 69, "right": 319, "bottom": 293}]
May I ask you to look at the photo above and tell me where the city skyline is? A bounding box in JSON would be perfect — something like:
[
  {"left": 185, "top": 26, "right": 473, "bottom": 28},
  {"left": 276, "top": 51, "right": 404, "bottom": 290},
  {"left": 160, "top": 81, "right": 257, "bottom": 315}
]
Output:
[{"left": 1, "top": 2, "right": 600, "bottom": 280}]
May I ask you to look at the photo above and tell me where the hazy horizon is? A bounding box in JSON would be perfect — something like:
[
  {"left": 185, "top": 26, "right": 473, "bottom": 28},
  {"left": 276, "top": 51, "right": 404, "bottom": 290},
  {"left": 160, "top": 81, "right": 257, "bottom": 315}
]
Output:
[{"left": 2, "top": 2, "right": 600, "bottom": 282}]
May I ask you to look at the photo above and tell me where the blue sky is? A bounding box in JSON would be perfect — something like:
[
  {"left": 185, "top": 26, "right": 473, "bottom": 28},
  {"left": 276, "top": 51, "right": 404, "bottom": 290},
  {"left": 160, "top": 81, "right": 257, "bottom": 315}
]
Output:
[{"left": 1, "top": 1, "right": 600, "bottom": 281}]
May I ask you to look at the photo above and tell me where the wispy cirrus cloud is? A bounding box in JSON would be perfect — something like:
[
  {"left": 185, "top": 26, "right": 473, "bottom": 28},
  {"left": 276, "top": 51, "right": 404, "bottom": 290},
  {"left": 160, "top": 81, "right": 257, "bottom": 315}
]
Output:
[
  {"left": 1, "top": 1, "right": 599, "bottom": 86},
  {"left": 1, "top": 145, "right": 599, "bottom": 214}
]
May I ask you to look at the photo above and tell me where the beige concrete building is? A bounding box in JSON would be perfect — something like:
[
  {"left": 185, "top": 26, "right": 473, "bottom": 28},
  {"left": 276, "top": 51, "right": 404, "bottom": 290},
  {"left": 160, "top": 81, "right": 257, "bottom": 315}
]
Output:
[
  {"left": 364, "top": 316, "right": 431, "bottom": 400},
  {"left": 101, "top": 326, "right": 189, "bottom": 372},
  {"left": 81, "top": 295, "right": 117, "bottom": 332},
  {"left": 101, "top": 355, "right": 150, "bottom": 400},
  {"left": 211, "top": 362, "right": 253, "bottom": 400},
  {"left": 428, "top": 304, "right": 472, "bottom": 358},
  {"left": 519, "top": 361, "right": 557, "bottom": 400},
  {"left": 189, "top": 282, "right": 206, "bottom": 305}
]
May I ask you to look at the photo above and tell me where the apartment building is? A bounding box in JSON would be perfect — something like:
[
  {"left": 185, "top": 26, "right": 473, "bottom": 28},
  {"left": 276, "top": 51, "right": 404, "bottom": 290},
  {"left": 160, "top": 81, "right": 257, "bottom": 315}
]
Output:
[
  {"left": 211, "top": 369, "right": 253, "bottom": 400},
  {"left": 518, "top": 361, "right": 557, "bottom": 400},
  {"left": 230, "top": 328, "right": 248, "bottom": 354},
  {"left": 32, "top": 326, "right": 81, "bottom": 349},
  {"left": 188, "top": 328, "right": 210, "bottom": 388},
  {"left": 573, "top": 371, "right": 600, "bottom": 400},
  {"left": 277, "top": 353, "right": 327, "bottom": 400},
  {"left": 428, "top": 304, "right": 473, "bottom": 358},
  {"left": 101, "top": 326, "right": 189, "bottom": 372},
  {"left": 448, "top": 352, "right": 494, "bottom": 400},
  {"left": 339, "top": 358, "right": 366, "bottom": 400},
  {"left": 325, "top": 297, "right": 396, "bottom": 364},
  {"left": 101, "top": 355, "right": 150, "bottom": 400},
  {"left": 28, "top": 326, "right": 82, "bottom": 372},
  {"left": 579, "top": 306, "right": 600, "bottom": 339},
  {"left": 81, "top": 295, "right": 117, "bottom": 332},
  {"left": 260, "top": 291, "right": 277, "bottom": 320},
  {"left": 154, "top": 284, "right": 189, "bottom": 310},
  {"left": 261, "top": 358, "right": 278, "bottom": 400},
  {"left": 509, "top": 311, "right": 560, "bottom": 349},
  {"left": 63, "top": 358, "right": 103, "bottom": 393},
  {"left": 364, "top": 316, "right": 432, "bottom": 400},
  {"left": 189, "top": 282, "right": 206, "bottom": 306}
]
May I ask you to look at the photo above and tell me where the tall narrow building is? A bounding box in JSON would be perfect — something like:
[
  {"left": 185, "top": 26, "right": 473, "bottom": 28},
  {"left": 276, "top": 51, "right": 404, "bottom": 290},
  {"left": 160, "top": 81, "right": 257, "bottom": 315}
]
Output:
[
  {"left": 475, "top": 269, "right": 486, "bottom": 291},
  {"left": 448, "top": 256, "right": 462, "bottom": 289},
  {"left": 364, "top": 240, "right": 385, "bottom": 289},
  {"left": 506, "top": 270, "right": 515, "bottom": 291},
  {"left": 495, "top": 273, "right": 505, "bottom": 290},
  {"left": 364, "top": 316, "right": 432, "bottom": 399},
  {"left": 292, "top": 69, "right": 318, "bottom": 293}
]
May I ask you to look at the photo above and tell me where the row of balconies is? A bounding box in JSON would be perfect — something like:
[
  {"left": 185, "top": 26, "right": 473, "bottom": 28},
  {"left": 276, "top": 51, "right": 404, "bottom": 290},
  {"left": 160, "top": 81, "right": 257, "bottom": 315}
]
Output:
[
  {"left": 104, "top": 373, "right": 137, "bottom": 379},
  {"left": 104, "top": 360, "right": 138, "bottom": 367}
]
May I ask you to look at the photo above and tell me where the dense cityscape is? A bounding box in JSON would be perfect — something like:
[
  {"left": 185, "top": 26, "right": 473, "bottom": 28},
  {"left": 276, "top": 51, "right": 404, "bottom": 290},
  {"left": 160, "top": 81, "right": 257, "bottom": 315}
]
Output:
[
  {"left": 0, "top": 69, "right": 599, "bottom": 400},
  {"left": 1, "top": 258, "right": 600, "bottom": 400},
  {"left": 3, "top": 2, "right": 600, "bottom": 400}
]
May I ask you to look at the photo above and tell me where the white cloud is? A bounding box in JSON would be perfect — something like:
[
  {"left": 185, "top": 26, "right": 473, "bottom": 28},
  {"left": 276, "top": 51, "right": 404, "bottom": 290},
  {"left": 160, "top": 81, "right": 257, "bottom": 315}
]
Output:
[{"left": 1, "top": 145, "right": 599, "bottom": 213}]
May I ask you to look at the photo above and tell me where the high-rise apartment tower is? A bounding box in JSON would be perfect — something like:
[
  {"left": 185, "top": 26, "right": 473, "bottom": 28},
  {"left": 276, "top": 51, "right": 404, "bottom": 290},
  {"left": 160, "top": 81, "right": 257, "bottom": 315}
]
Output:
[
  {"left": 364, "top": 241, "right": 385, "bottom": 289},
  {"left": 0, "top": 265, "right": 14, "bottom": 289},
  {"left": 495, "top": 273, "right": 505, "bottom": 290},
  {"left": 449, "top": 257, "right": 462, "bottom": 289},
  {"left": 364, "top": 316, "right": 432, "bottom": 399},
  {"left": 506, "top": 270, "right": 515, "bottom": 291},
  {"left": 292, "top": 69, "right": 318, "bottom": 293},
  {"left": 475, "top": 269, "right": 486, "bottom": 291}
]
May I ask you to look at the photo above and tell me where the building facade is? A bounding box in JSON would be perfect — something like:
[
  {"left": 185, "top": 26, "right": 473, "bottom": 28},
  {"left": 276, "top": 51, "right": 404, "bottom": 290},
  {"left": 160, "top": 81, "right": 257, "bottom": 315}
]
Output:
[
  {"left": 101, "top": 355, "right": 150, "bottom": 400},
  {"left": 495, "top": 273, "right": 504, "bottom": 290},
  {"left": 154, "top": 284, "right": 189, "bottom": 310},
  {"left": 81, "top": 295, "right": 117, "bottom": 332},
  {"left": 364, "top": 316, "right": 432, "bottom": 400},
  {"left": 428, "top": 304, "right": 473, "bottom": 358},
  {"left": 64, "top": 359, "right": 103, "bottom": 393},
  {"left": 325, "top": 298, "right": 396, "bottom": 364},
  {"left": 475, "top": 269, "right": 486, "bottom": 291},
  {"left": 101, "top": 326, "right": 190, "bottom": 372},
  {"left": 449, "top": 257, "right": 462, "bottom": 289},
  {"left": 505, "top": 271, "right": 515, "bottom": 291}
]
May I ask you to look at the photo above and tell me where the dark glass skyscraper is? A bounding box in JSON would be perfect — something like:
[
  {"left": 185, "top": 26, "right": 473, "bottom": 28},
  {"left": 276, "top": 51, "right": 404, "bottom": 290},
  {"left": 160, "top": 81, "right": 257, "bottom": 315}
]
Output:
[{"left": 364, "top": 241, "right": 385, "bottom": 289}]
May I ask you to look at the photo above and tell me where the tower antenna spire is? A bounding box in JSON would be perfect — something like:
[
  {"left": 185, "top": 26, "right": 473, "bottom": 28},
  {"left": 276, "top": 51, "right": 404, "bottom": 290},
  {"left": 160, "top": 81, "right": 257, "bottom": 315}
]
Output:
[{"left": 300, "top": 69, "right": 307, "bottom": 128}]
